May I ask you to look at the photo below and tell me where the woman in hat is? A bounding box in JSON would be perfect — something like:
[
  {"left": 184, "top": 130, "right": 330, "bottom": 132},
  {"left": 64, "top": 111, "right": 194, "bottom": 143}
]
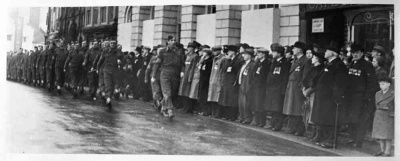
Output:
[
  {"left": 372, "top": 56, "right": 389, "bottom": 81},
  {"left": 302, "top": 50, "right": 325, "bottom": 140}
]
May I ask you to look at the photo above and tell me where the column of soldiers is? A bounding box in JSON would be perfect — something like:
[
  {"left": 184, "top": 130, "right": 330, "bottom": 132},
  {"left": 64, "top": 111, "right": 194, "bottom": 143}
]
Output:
[{"left": 6, "top": 36, "right": 394, "bottom": 150}]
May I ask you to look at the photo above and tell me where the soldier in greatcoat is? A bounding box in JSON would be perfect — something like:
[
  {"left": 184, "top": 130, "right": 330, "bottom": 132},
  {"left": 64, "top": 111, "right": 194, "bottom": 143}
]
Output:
[
  {"left": 282, "top": 41, "right": 311, "bottom": 136},
  {"left": 345, "top": 44, "right": 379, "bottom": 148},
  {"left": 178, "top": 42, "right": 200, "bottom": 113},
  {"left": 250, "top": 48, "right": 271, "bottom": 127},
  {"left": 218, "top": 45, "right": 244, "bottom": 121},
  {"left": 264, "top": 44, "right": 291, "bottom": 131}
]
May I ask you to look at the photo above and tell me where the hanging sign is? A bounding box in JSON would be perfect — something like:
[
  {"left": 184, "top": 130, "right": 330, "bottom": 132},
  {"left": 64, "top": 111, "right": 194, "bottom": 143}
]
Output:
[{"left": 312, "top": 18, "right": 324, "bottom": 33}]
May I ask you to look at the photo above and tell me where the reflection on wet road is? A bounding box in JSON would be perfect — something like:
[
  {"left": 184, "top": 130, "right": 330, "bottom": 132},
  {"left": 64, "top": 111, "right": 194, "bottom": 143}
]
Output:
[{"left": 5, "top": 81, "right": 336, "bottom": 155}]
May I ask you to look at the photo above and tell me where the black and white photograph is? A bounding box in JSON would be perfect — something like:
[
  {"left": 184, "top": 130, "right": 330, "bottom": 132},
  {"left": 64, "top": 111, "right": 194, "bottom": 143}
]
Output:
[{"left": 1, "top": 0, "right": 399, "bottom": 160}]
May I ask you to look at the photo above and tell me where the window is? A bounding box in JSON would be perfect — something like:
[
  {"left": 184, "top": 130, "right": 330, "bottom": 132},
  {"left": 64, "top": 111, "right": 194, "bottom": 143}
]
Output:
[
  {"left": 93, "top": 7, "right": 99, "bottom": 25},
  {"left": 23, "top": 37, "right": 26, "bottom": 42},
  {"left": 255, "top": 4, "right": 279, "bottom": 9},
  {"left": 86, "top": 8, "right": 91, "bottom": 25},
  {"left": 205, "top": 5, "right": 216, "bottom": 14},
  {"left": 100, "top": 7, "right": 107, "bottom": 23},
  {"left": 7, "top": 35, "right": 12, "bottom": 41},
  {"left": 108, "top": 6, "right": 114, "bottom": 23}
]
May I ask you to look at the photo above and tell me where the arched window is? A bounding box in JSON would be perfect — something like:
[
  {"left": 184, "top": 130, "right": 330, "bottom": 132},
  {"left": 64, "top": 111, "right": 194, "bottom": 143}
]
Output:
[{"left": 125, "top": 6, "right": 132, "bottom": 23}]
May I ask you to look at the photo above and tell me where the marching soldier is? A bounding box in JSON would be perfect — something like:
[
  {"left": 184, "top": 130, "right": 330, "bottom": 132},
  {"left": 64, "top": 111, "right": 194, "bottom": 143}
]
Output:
[
  {"left": 346, "top": 44, "right": 379, "bottom": 148},
  {"left": 84, "top": 41, "right": 101, "bottom": 100},
  {"left": 78, "top": 41, "right": 89, "bottom": 94},
  {"left": 54, "top": 41, "right": 68, "bottom": 94},
  {"left": 37, "top": 44, "right": 48, "bottom": 87},
  {"left": 146, "top": 45, "right": 164, "bottom": 110},
  {"left": 64, "top": 42, "right": 85, "bottom": 98},
  {"left": 96, "top": 40, "right": 124, "bottom": 109},
  {"left": 250, "top": 48, "right": 271, "bottom": 127},
  {"left": 155, "top": 35, "right": 185, "bottom": 118},
  {"left": 113, "top": 44, "right": 125, "bottom": 99},
  {"left": 46, "top": 42, "right": 57, "bottom": 91},
  {"left": 35, "top": 46, "right": 43, "bottom": 85},
  {"left": 283, "top": 41, "right": 311, "bottom": 136},
  {"left": 265, "top": 43, "right": 291, "bottom": 131}
]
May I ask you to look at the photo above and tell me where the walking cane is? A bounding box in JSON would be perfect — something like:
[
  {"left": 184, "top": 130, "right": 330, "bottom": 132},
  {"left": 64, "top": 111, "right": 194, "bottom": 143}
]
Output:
[{"left": 333, "top": 101, "right": 340, "bottom": 149}]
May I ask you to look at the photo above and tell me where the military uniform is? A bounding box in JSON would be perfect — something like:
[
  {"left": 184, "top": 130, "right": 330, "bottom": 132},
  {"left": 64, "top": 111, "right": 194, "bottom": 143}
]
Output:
[
  {"left": 64, "top": 45, "right": 85, "bottom": 98},
  {"left": 37, "top": 47, "right": 48, "bottom": 86},
  {"left": 46, "top": 46, "right": 56, "bottom": 90},
  {"left": 145, "top": 52, "right": 163, "bottom": 109},
  {"left": 157, "top": 45, "right": 185, "bottom": 116},
  {"left": 54, "top": 46, "right": 68, "bottom": 93},
  {"left": 97, "top": 43, "right": 124, "bottom": 108},
  {"left": 84, "top": 45, "right": 101, "bottom": 99}
]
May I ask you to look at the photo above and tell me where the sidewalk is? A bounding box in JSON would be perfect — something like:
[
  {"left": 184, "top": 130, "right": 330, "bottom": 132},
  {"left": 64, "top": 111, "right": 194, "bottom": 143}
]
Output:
[{"left": 200, "top": 115, "right": 384, "bottom": 156}]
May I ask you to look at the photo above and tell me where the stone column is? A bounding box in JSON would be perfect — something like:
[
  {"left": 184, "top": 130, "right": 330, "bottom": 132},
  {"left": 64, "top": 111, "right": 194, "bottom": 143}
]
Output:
[
  {"left": 153, "top": 5, "right": 179, "bottom": 46},
  {"left": 215, "top": 5, "right": 242, "bottom": 46},
  {"left": 279, "top": 4, "right": 300, "bottom": 46},
  {"left": 131, "top": 6, "right": 151, "bottom": 47},
  {"left": 180, "top": 5, "right": 205, "bottom": 47}
]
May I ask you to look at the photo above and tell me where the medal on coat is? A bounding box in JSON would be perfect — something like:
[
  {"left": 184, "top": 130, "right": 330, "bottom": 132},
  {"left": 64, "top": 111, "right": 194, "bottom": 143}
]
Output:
[
  {"left": 273, "top": 67, "right": 281, "bottom": 74},
  {"left": 128, "top": 65, "right": 132, "bottom": 69},
  {"left": 202, "top": 64, "right": 206, "bottom": 70},
  {"left": 256, "top": 67, "right": 261, "bottom": 74},
  {"left": 357, "top": 70, "right": 361, "bottom": 76},
  {"left": 227, "top": 66, "right": 232, "bottom": 72},
  {"left": 324, "top": 68, "right": 329, "bottom": 72},
  {"left": 295, "top": 66, "right": 300, "bottom": 72}
]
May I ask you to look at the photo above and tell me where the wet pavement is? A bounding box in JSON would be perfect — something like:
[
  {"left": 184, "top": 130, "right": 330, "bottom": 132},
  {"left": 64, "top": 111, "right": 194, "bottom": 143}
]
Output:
[{"left": 5, "top": 81, "right": 337, "bottom": 155}]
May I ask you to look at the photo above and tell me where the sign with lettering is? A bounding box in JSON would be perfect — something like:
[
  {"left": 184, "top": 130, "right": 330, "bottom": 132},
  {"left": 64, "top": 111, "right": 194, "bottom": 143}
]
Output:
[{"left": 312, "top": 18, "right": 324, "bottom": 33}]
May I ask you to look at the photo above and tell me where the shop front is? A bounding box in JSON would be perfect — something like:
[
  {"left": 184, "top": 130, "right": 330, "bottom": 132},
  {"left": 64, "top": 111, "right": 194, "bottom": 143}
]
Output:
[{"left": 300, "top": 4, "right": 394, "bottom": 52}]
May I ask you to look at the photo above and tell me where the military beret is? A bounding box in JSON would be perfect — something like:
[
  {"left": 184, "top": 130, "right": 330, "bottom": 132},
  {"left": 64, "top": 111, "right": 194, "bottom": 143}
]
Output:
[
  {"left": 211, "top": 46, "right": 222, "bottom": 51},
  {"left": 372, "top": 45, "right": 386, "bottom": 54},
  {"left": 293, "top": 41, "right": 306, "bottom": 51}
]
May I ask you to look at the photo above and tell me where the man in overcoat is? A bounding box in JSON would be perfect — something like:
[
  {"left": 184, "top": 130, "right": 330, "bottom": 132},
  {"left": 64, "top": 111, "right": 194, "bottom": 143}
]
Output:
[
  {"left": 311, "top": 44, "right": 348, "bottom": 148},
  {"left": 207, "top": 46, "right": 225, "bottom": 118},
  {"left": 283, "top": 41, "right": 311, "bottom": 136},
  {"left": 345, "top": 44, "right": 379, "bottom": 148},
  {"left": 178, "top": 42, "right": 200, "bottom": 113},
  {"left": 251, "top": 48, "right": 271, "bottom": 127},
  {"left": 237, "top": 50, "right": 256, "bottom": 124},
  {"left": 218, "top": 45, "right": 244, "bottom": 121},
  {"left": 265, "top": 43, "right": 291, "bottom": 131}
]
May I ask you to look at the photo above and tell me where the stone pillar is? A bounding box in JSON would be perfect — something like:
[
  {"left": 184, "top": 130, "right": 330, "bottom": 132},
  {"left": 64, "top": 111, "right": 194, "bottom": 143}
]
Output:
[
  {"left": 180, "top": 5, "right": 205, "bottom": 47},
  {"left": 215, "top": 5, "right": 242, "bottom": 46},
  {"left": 131, "top": 6, "right": 151, "bottom": 47},
  {"left": 153, "top": 5, "right": 179, "bottom": 46},
  {"left": 279, "top": 4, "right": 300, "bottom": 46}
]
